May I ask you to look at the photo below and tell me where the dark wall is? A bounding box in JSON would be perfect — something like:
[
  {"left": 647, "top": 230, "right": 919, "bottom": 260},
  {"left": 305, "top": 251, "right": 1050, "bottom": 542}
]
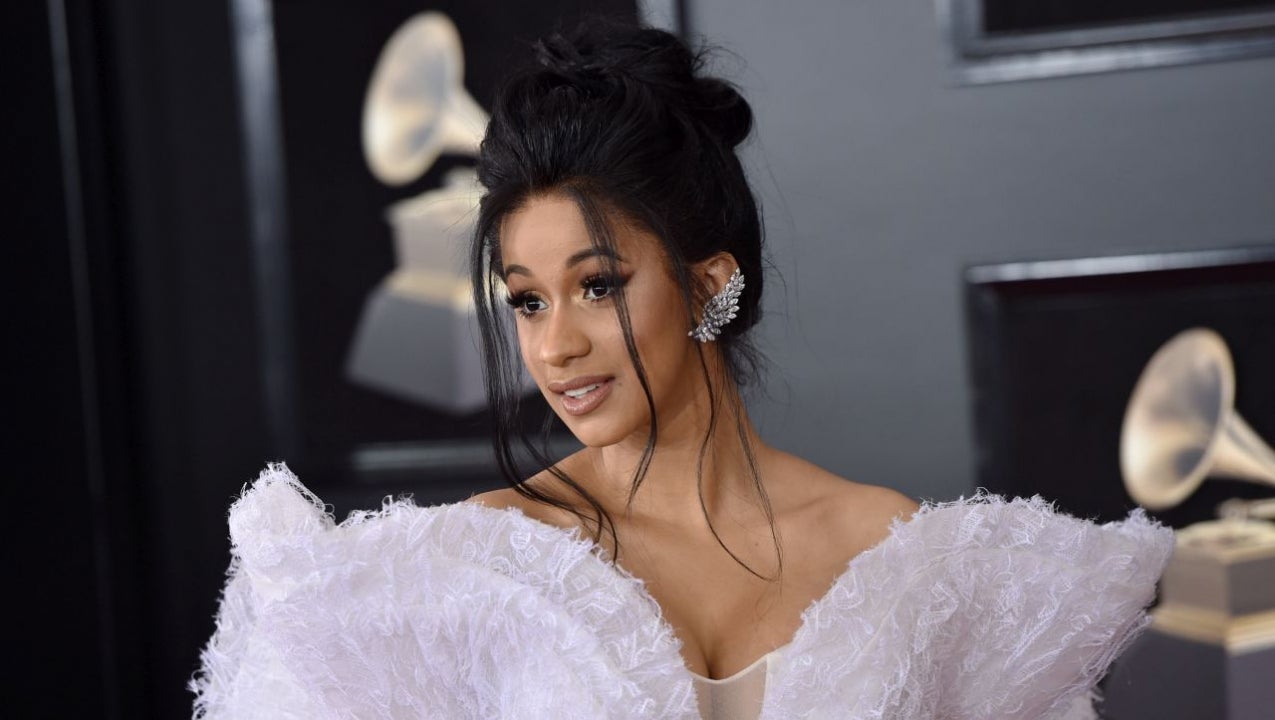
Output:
[
  {"left": 9, "top": 0, "right": 113, "bottom": 715},
  {"left": 104, "top": 1, "right": 269, "bottom": 716},
  {"left": 13, "top": 0, "right": 267, "bottom": 716}
]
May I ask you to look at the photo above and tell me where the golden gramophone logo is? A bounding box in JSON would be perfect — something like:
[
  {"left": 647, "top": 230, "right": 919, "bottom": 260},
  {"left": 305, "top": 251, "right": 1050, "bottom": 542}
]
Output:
[
  {"left": 345, "top": 12, "right": 506, "bottom": 412},
  {"left": 1121, "top": 327, "right": 1275, "bottom": 653}
]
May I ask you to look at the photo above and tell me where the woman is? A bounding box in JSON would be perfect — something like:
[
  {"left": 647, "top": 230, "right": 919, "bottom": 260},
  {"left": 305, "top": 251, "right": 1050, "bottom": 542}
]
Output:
[{"left": 192, "top": 20, "right": 1173, "bottom": 720}]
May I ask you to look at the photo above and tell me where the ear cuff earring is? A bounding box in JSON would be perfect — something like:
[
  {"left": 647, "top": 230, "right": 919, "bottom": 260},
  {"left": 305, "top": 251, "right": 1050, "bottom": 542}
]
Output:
[{"left": 689, "top": 268, "right": 744, "bottom": 343}]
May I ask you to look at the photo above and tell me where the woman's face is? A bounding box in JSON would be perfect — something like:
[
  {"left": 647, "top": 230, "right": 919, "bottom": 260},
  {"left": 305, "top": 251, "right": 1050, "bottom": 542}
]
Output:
[{"left": 499, "top": 194, "right": 705, "bottom": 448}]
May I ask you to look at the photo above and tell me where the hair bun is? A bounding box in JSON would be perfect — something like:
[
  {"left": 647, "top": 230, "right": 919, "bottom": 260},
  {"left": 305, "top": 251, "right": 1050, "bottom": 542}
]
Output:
[
  {"left": 531, "top": 21, "right": 753, "bottom": 149},
  {"left": 691, "top": 77, "right": 753, "bottom": 149}
]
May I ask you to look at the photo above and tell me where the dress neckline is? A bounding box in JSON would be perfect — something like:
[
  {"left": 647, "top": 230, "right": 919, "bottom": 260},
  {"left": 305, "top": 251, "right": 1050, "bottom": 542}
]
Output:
[
  {"left": 688, "top": 641, "right": 791, "bottom": 684},
  {"left": 473, "top": 499, "right": 930, "bottom": 687}
]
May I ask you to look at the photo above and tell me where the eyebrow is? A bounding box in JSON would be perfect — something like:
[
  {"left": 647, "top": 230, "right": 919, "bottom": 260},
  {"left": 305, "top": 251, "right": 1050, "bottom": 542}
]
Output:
[{"left": 502, "top": 247, "right": 626, "bottom": 279}]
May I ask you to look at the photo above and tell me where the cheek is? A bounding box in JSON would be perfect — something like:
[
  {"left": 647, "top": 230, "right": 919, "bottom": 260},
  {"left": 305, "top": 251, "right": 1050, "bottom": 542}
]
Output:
[
  {"left": 626, "top": 289, "right": 692, "bottom": 379},
  {"left": 514, "top": 323, "right": 540, "bottom": 378}
]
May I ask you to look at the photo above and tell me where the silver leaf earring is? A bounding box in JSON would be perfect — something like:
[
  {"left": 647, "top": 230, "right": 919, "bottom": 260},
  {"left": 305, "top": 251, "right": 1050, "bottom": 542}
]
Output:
[{"left": 689, "top": 268, "right": 744, "bottom": 343}]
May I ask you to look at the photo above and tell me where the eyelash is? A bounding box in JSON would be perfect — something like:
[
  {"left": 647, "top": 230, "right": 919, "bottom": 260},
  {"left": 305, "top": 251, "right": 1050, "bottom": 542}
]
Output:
[{"left": 505, "top": 274, "right": 628, "bottom": 318}]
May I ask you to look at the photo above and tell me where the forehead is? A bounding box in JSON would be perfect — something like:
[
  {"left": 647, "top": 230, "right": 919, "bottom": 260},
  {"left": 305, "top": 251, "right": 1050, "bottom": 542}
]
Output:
[
  {"left": 499, "top": 193, "right": 661, "bottom": 270},
  {"left": 500, "top": 194, "right": 588, "bottom": 261}
]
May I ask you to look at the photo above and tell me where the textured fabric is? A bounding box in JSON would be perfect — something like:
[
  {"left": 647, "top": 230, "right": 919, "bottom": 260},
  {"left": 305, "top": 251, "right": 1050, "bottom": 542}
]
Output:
[{"left": 191, "top": 463, "right": 1174, "bottom": 720}]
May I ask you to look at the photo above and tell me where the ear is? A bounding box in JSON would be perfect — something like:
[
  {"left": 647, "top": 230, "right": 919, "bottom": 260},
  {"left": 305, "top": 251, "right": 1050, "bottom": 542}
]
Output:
[{"left": 692, "top": 252, "right": 740, "bottom": 305}]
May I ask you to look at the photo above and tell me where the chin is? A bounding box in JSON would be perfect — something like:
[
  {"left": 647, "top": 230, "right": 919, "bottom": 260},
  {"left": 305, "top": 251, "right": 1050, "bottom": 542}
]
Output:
[
  {"left": 559, "top": 418, "right": 634, "bottom": 449},
  {"left": 554, "top": 405, "right": 653, "bottom": 449}
]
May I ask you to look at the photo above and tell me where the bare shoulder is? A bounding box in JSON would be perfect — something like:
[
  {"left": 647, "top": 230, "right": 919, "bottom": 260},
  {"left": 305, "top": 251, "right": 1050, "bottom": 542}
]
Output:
[
  {"left": 767, "top": 451, "right": 919, "bottom": 554},
  {"left": 464, "top": 486, "right": 529, "bottom": 512},
  {"left": 823, "top": 480, "right": 918, "bottom": 552},
  {"left": 842, "top": 481, "right": 920, "bottom": 523},
  {"left": 464, "top": 459, "right": 589, "bottom": 531}
]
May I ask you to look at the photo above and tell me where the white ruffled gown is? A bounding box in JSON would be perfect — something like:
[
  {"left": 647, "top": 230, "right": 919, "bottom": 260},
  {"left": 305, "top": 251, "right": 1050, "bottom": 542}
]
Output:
[{"left": 191, "top": 464, "right": 1174, "bottom": 719}]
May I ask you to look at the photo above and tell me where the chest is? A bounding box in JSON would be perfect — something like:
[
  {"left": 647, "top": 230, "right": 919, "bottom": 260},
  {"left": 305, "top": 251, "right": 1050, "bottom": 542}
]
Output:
[{"left": 617, "top": 531, "right": 853, "bottom": 680}]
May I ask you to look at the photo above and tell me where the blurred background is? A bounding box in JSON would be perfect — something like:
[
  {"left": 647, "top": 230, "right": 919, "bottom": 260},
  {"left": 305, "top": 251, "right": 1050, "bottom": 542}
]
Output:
[{"left": 11, "top": 0, "right": 1275, "bottom": 716}]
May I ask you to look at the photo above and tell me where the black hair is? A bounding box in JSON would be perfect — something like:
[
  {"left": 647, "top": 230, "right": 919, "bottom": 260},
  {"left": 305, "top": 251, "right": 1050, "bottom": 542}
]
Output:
[{"left": 471, "top": 18, "right": 776, "bottom": 577}]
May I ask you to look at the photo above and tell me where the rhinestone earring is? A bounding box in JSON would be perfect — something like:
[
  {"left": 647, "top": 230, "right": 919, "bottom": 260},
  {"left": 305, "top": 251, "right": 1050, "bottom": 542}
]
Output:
[{"left": 689, "top": 269, "right": 744, "bottom": 343}]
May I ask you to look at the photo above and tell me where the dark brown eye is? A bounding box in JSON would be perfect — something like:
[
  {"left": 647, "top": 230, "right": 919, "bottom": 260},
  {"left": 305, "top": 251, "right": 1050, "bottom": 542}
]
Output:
[
  {"left": 505, "top": 292, "right": 546, "bottom": 317},
  {"left": 582, "top": 274, "right": 626, "bottom": 301}
]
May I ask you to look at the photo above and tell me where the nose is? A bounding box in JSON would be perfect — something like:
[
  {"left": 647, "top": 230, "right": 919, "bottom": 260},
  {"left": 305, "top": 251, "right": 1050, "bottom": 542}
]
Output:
[{"left": 537, "top": 304, "right": 590, "bottom": 367}]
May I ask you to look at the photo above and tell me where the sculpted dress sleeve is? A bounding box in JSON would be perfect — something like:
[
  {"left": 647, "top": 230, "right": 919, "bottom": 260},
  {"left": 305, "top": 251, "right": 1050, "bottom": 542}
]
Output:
[
  {"left": 189, "top": 464, "right": 699, "bottom": 720},
  {"left": 763, "top": 494, "right": 1175, "bottom": 720}
]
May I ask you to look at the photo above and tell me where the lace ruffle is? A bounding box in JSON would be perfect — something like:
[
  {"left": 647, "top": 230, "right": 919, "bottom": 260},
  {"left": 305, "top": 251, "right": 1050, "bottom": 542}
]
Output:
[
  {"left": 191, "top": 463, "right": 698, "bottom": 719},
  {"left": 763, "top": 494, "right": 1174, "bottom": 719},
  {"left": 192, "top": 468, "right": 1173, "bottom": 720}
]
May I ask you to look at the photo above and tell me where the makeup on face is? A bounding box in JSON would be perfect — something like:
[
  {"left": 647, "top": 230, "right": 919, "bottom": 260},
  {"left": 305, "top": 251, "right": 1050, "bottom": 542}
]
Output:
[
  {"left": 504, "top": 262, "right": 626, "bottom": 417},
  {"left": 549, "top": 375, "right": 615, "bottom": 416},
  {"left": 498, "top": 194, "right": 702, "bottom": 448},
  {"left": 503, "top": 267, "right": 632, "bottom": 320}
]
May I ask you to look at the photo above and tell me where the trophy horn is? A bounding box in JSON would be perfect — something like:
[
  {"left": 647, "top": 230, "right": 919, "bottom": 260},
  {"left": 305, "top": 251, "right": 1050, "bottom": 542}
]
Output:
[
  {"left": 1120, "top": 327, "right": 1275, "bottom": 511},
  {"left": 362, "top": 12, "right": 488, "bottom": 186}
]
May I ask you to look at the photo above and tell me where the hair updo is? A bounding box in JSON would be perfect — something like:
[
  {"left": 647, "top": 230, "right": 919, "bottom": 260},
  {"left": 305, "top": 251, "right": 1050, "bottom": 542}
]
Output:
[
  {"left": 471, "top": 18, "right": 775, "bottom": 572},
  {"left": 475, "top": 19, "right": 764, "bottom": 347}
]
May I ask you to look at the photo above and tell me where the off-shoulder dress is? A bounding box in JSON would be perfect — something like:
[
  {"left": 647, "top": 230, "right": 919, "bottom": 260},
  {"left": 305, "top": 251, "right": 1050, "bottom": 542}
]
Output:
[{"left": 191, "top": 464, "right": 1173, "bottom": 720}]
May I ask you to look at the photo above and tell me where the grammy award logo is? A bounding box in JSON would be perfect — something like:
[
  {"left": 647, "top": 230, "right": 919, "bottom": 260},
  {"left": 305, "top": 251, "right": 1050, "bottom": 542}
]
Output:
[
  {"left": 1121, "top": 327, "right": 1275, "bottom": 653},
  {"left": 345, "top": 12, "right": 525, "bottom": 412}
]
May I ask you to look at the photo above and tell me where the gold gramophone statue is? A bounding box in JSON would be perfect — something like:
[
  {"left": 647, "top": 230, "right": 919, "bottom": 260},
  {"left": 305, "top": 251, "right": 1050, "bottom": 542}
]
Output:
[
  {"left": 345, "top": 12, "right": 496, "bottom": 412},
  {"left": 1113, "top": 327, "right": 1275, "bottom": 718}
]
